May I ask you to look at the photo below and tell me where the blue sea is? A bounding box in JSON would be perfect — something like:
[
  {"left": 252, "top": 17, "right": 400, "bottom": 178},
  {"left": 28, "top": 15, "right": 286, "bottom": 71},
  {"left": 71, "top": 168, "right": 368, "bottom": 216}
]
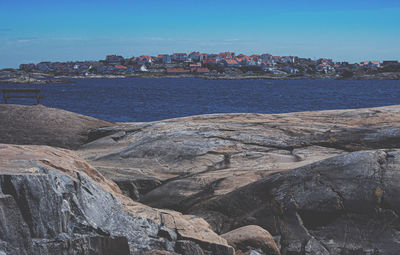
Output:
[{"left": 1, "top": 78, "right": 400, "bottom": 122}]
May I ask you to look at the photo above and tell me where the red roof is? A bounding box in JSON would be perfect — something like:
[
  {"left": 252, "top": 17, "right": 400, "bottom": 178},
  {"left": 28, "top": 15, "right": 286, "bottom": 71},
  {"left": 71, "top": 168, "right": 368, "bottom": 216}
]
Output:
[
  {"left": 190, "top": 64, "right": 201, "bottom": 67},
  {"left": 115, "top": 65, "right": 127, "bottom": 70},
  {"left": 167, "top": 68, "right": 190, "bottom": 73},
  {"left": 203, "top": 59, "right": 217, "bottom": 64},
  {"left": 195, "top": 68, "right": 210, "bottom": 73},
  {"left": 139, "top": 56, "right": 151, "bottom": 60},
  {"left": 224, "top": 59, "right": 239, "bottom": 65},
  {"left": 158, "top": 54, "right": 168, "bottom": 58},
  {"left": 219, "top": 52, "right": 234, "bottom": 58},
  {"left": 361, "top": 61, "right": 379, "bottom": 65}
]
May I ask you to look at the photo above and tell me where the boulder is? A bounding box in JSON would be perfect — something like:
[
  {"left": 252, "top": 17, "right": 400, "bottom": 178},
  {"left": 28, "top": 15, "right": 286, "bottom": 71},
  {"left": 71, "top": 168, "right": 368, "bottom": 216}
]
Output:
[
  {"left": 0, "top": 104, "right": 114, "bottom": 149},
  {"left": 221, "top": 225, "right": 280, "bottom": 255},
  {"left": 0, "top": 144, "right": 233, "bottom": 254}
]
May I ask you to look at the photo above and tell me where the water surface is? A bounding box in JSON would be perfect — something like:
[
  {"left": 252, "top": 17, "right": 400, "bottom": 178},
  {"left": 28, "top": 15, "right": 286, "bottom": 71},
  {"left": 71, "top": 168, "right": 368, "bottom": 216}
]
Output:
[{"left": 1, "top": 78, "right": 400, "bottom": 122}]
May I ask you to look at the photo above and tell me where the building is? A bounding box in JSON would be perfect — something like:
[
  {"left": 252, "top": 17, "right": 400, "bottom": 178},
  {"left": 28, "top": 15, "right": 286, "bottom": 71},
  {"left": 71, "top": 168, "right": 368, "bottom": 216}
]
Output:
[
  {"left": 191, "top": 67, "right": 210, "bottom": 74},
  {"left": 219, "top": 52, "right": 235, "bottom": 59},
  {"left": 37, "top": 62, "right": 50, "bottom": 72},
  {"left": 190, "top": 63, "right": 201, "bottom": 68},
  {"left": 261, "top": 62, "right": 272, "bottom": 71},
  {"left": 132, "top": 56, "right": 152, "bottom": 65},
  {"left": 281, "top": 66, "right": 299, "bottom": 74},
  {"left": 157, "top": 54, "right": 171, "bottom": 64},
  {"left": 281, "top": 56, "right": 296, "bottom": 64},
  {"left": 166, "top": 68, "right": 190, "bottom": 74},
  {"left": 106, "top": 55, "right": 124, "bottom": 63},
  {"left": 382, "top": 60, "right": 399, "bottom": 66},
  {"left": 172, "top": 53, "right": 188, "bottom": 62},
  {"left": 131, "top": 64, "right": 148, "bottom": 72},
  {"left": 316, "top": 62, "right": 335, "bottom": 73},
  {"left": 202, "top": 59, "right": 217, "bottom": 65},
  {"left": 222, "top": 59, "right": 240, "bottom": 67},
  {"left": 359, "top": 61, "right": 380, "bottom": 68}
]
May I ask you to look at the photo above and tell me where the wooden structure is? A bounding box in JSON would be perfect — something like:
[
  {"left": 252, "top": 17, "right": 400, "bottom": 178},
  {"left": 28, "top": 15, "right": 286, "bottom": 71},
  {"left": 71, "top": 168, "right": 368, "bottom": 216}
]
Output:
[{"left": 2, "top": 89, "right": 42, "bottom": 104}]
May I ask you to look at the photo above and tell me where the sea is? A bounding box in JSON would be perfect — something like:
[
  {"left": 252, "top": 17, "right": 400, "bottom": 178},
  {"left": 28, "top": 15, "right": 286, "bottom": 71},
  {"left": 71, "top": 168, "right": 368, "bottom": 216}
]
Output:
[{"left": 1, "top": 78, "right": 400, "bottom": 122}]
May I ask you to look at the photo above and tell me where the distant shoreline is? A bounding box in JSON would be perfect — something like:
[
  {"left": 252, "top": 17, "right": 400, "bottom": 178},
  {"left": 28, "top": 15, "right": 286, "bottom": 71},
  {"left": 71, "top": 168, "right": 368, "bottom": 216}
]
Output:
[{"left": 0, "top": 71, "right": 399, "bottom": 85}]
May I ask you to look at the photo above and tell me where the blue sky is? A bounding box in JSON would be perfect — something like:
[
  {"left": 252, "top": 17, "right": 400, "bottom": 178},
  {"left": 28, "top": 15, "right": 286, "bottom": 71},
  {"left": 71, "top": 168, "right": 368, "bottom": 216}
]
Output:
[{"left": 0, "top": 0, "right": 399, "bottom": 68}]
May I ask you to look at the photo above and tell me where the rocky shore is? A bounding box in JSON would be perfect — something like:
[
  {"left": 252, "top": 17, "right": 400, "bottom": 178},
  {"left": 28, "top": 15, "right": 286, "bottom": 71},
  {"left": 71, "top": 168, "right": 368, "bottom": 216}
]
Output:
[
  {"left": 1, "top": 69, "right": 400, "bottom": 82},
  {"left": 0, "top": 77, "right": 72, "bottom": 84},
  {"left": 2, "top": 104, "right": 400, "bottom": 254}
]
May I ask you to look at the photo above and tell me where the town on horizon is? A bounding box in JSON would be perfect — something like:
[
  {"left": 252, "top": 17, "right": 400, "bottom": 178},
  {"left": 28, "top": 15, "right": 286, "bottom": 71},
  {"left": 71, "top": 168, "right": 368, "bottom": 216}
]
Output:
[{"left": 12, "top": 51, "right": 400, "bottom": 80}]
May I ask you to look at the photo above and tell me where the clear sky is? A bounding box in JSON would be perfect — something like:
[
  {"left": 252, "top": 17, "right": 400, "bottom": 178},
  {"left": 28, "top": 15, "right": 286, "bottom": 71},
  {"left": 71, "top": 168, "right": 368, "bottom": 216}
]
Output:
[{"left": 0, "top": 0, "right": 399, "bottom": 68}]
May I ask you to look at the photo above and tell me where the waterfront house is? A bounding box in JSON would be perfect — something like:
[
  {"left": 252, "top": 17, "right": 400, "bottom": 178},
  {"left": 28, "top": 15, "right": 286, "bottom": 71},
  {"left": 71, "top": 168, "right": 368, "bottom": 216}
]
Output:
[
  {"left": 316, "top": 62, "right": 335, "bottom": 73},
  {"left": 172, "top": 53, "right": 188, "bottom": 62},
  {"left": 219, "top": 52, "right": 235, "bottom": 59},
  {"left": 261, "top": 62, "right": 272, "bottom": 71},
  {"left": 131, "top": 64, "right": 148, "bottom": 72},
  {"left": 189, "top": 52, "right": 201, "bottom": 61},
  {"left": 115, "top": 65, "right": 128, "bottom": 70},
  {"left": 191, "top": 67, "right": 210, "bottom": 74},
  {"left": 190, "top": 63, "right": 201, "bottom": 68},
  {"left": 202, "top": 59, "right": 217, "bottom": 65},
  {"left": 281, "top": 66, "right": 299, "bottom": 74},
  {"left": 318, "top": 58, "right": 334, "bottom": 65},
  {"left": 359, "top": 61, "right": 380, "bottom": 68},
  {"left": 37, "top": 62, "right": 50, "bottom": 72},
  {"left": 132, "top": 56, "right": 152, "bottom": 65},
  {"left": 157, "top": 54, "right": 171, "bottom": 64},
  {"left": 106, "top": 55, "right": 124, "bottom": 64},
  {"left": 273, "top": 56, "right": 282, "bottom": 63},
  {"left": 281, "top": 56, "right": 296, "bottom": 64},
  {"left": 222, "top": 59, "right": 240, "bottom": 67},
  {"left": 166, "top": 68, "right": 190, "bottom": 74},
  {"left": 261, "top": 54, "right": 273, "bottom": 62},
  {"left": 382, "top": 60, "right": 399, "bottom": 66}
]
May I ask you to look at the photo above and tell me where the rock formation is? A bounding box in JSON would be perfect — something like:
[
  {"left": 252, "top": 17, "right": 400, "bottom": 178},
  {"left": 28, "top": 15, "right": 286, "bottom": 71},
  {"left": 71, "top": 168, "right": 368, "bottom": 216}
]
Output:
[
  {"left": 0, "top": 104, "right": 114, "bottom": 149},
  {"left": 191, "top": 150, "right": 400, "bottom": 254},
  {"left": 3, "top": 104, "right": 400, "bottom": 254},
  {"left": 221, "top": 225, "right": 280, "bottom": 255},
  {"left": 78, "top": 105, "right": 400, "bottom": 215},
  {"left": 0, "top": 144, "right": 233, "bottom": 254}
]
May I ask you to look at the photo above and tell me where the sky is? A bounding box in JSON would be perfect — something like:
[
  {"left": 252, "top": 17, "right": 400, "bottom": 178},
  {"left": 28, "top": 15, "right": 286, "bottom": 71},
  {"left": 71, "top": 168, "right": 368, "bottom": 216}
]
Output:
[{"left": 0, "top": 0, "right": 399, "bottom": 68}]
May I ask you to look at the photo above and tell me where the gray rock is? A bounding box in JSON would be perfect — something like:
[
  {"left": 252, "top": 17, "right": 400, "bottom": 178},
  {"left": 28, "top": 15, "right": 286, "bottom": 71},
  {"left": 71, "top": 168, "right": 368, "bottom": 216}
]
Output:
[
  {"left": 0, "top": 144, "right": 174, "bottom": 254},
  {"left": 32, "top": 236, "right": 130, "bottom": 255},
  {"left": 0, "top": 195, "right": 33, "bottom": 255},
  {"left": 77, "top": 105, "right": 400, "bottom": 217},
  {"left": 0, "top": 144, "right": 234, "bottom": 254},
  {"left": 305, "top": 238, "right": 329, "bottom": 255},
  {"left": 175, "top": 240, "right": 205, "bottom": 255},
  {"left": 190, "top": 150, "right": 400, "bottom": 254}
]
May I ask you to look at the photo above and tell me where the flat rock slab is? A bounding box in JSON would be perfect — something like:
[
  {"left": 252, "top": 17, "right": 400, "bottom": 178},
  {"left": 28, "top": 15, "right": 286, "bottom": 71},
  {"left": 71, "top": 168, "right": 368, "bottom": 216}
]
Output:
[{"left": 78, "top": 105, "right": 400, "bottom": 215}]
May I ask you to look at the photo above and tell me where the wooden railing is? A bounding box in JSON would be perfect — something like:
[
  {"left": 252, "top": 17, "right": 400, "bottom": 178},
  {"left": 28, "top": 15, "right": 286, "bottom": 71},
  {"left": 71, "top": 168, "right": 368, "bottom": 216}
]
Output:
[{"left": 1, "top": 89, "right": 43, "bottom": 104}]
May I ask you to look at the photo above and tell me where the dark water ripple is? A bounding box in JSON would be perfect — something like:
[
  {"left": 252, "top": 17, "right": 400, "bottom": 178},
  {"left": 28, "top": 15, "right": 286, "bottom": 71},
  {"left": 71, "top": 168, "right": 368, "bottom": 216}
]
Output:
[{"left": 1, "top": 78, "right": 400, "bottom": 122}]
